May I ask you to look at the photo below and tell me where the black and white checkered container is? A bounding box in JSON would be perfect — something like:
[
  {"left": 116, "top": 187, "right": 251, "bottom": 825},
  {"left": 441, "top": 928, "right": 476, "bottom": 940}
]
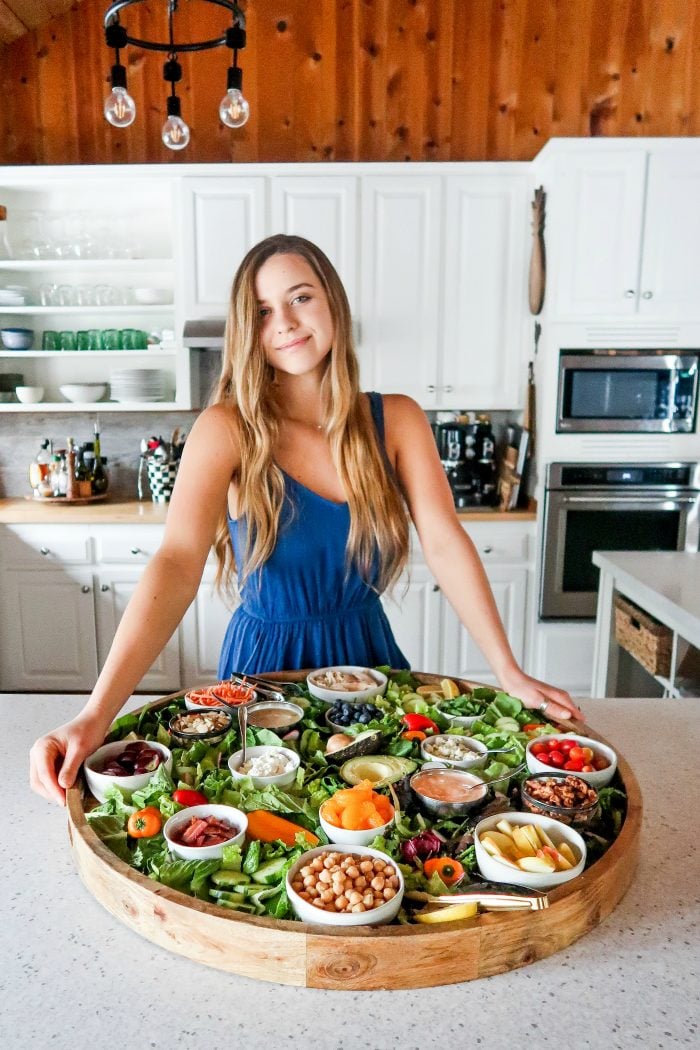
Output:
[{"left": 147, "top": 460, "right": 178, "bottom": 503}]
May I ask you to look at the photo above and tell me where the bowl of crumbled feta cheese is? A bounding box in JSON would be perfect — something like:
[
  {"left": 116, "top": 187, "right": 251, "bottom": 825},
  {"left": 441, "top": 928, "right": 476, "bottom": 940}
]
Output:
[
  {"left": 419, "top": 734, "right": 489, "bottom": 771},
  {"left": 227, "top": 745, "right": 300, "bottom": 788}
]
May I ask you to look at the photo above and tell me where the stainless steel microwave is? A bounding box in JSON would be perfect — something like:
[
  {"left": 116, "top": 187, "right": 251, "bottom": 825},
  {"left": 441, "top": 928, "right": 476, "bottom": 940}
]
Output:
[{"left": 557, "top": 350, "right": 699, "bottom": 433}]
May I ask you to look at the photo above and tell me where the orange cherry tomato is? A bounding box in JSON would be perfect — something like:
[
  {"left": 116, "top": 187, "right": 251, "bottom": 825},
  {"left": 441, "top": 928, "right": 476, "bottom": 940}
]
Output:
[
  {"left": 401, "top": 730, "right": 427, "bottom": 743},
  {"left": 127, "top": 806, "right": 162, "bottom": 838},
  {"left": 423, "top": 856, "right": 465, "bottom": 886}
]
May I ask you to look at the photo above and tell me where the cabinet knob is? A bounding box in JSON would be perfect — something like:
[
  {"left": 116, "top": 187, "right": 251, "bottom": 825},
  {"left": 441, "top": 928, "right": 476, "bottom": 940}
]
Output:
[
  {"left": 101, "top": 584, "right": 110, "bottom": 592},
  {"left": 81, "top": 584, "right": 91, "bottom": 594},
  {"left": 443, "top": 385, "right": 453, "bottom": 393},
  {"left": 130, "top": 547, "right": 142, "bottom": 555},
  {"left": 432, "top": 584, "right": 440, "bottom": 592},
  {"left": 482, "top": 545, "right": 493, "bottom": 554},
  {"left": 427, "top": 384, "right": 436, "bottom": 394},
  {"left": 40, "top": 546, "right": 50, "bottom": 556},
  {"left": 624, "top": 289, "right": 636, "bottom": 299},
  {"left": 642, "top": 290, "right": 653, "bottom": 299}
]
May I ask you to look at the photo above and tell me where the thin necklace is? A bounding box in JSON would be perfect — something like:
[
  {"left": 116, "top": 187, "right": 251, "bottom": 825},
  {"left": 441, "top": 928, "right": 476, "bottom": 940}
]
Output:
[{"left": 283, "top": 416, "right": 323, "bottom": 430}]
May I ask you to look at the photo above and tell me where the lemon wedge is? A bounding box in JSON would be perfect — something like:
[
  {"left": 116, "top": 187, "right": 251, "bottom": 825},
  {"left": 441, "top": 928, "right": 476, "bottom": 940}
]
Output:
[
  {"left": 416, "top": 684, "right": 441, "bottom": 698},
  {"left": 415, "top": 901, "right": 478, "bottom": 924},
  {"left": 440, "top": 677, "right": 460, "bottom": 699}
]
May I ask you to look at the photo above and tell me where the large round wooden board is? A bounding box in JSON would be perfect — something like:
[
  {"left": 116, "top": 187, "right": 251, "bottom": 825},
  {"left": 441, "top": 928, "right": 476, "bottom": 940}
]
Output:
[{"left": 66, "top": 673, "right": 642, "bottom": 989}]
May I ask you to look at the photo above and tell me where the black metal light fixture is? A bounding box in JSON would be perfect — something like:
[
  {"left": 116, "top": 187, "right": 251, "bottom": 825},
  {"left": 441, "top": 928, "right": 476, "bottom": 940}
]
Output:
[{"left": 103, "top": 0, "right": 249, "bottom": 151}]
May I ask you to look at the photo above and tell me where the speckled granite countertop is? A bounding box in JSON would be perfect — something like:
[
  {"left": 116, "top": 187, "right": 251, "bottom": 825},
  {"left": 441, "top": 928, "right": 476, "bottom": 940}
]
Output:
[
  {"left": 0, "top": 498, "right": 536, "bottom": 525},
  {"left": 5, "top": 695, "right": 695, "bottom": 1050}
]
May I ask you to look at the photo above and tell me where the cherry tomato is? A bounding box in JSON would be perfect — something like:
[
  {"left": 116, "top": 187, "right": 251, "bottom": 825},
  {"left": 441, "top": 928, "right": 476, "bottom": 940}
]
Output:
[
  {"left": 127, "top": 806, "right": 162, "bottom": 838},
  {"left": 531, "top": 741, "right": 550, "bottom": 756},
  {"left": 569, "top": 746, "right": 586, "bottom": 762},
  {"left": 523, "top": 724, "right": 547, "bottom": 733},
  {"left": 564, "top": 758, "right": 584, "bottom": 772},
  {"left": 580, "top": 747, "right": 594, "bottom": 762},
  {"left": 558, "top": 739, "right": 576, "bottom": 754},
  {"left": 547, "top": 750, "right": 565, "bottom": 767},
  {"left": 593, "top": 756, "right": 609, "bottom": 771},
  {"left": 581, "top": 763, "right": 595, "bottom": 773},
  {"left": 172, "top": 789, "right": 209, "bottom": 807}
]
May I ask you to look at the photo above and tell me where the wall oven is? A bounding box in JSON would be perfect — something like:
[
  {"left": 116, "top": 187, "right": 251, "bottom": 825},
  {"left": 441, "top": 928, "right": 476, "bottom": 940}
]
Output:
[
  {"left": 540, "top": 462, "right": 700, "bottom": 619},
  {"left": 557, "top": 350, "right": 699, "bottom": 433}
]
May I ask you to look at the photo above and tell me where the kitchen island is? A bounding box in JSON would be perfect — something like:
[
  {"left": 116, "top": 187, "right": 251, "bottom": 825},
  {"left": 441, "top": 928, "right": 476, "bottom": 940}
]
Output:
[
  {"left": 5, "top": 694, "right": 697, "bottom": 1049},
  {"left": 592, "top": 551, "right": 700, "bottom": 698}
]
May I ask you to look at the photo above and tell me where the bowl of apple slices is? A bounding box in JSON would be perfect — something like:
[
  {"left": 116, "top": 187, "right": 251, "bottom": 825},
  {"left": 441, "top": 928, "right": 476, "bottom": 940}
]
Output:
[{"left": 474, "top": 811, "right": 587, "bottom": 890}]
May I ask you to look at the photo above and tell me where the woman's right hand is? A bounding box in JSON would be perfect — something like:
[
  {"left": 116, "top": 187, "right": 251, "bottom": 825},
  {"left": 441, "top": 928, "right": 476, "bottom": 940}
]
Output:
[{"left": 29, "top": 710, "right": 110, "bottom": 807}]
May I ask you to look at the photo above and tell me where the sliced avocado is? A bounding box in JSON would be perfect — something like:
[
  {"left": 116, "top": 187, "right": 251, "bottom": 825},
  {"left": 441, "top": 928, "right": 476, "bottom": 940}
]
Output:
[
  {"left": 326, "top": 729, "right": 384, "bottom": 764},
  {"left": 340, "top": 754, "right": 417, "bottom": 787}
]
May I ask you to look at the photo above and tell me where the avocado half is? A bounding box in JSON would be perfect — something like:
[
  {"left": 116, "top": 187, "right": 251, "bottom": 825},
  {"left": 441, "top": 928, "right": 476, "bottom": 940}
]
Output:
[
  {"left": 340, "top": 754, "right": 417, "bottom": 787},
  {"left": 325, "top": 729, "right": 384, "bottom": 765}
]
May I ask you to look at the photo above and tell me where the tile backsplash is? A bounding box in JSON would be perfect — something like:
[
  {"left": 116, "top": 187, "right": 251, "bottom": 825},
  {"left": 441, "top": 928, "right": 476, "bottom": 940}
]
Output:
[{"left": 0, "top": 411, "right": 198, "bottom": 499}]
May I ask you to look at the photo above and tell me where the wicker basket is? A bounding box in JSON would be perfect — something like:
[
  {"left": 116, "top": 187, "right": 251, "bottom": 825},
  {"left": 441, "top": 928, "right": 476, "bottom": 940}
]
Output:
[{"left": 614, "top": 595, "right": 672, "bottom": 678}]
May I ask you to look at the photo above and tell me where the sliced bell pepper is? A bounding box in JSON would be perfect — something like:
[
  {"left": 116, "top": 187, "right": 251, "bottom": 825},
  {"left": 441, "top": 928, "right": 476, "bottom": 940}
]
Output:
[{"left": 401, "top": 712, "right": 439, "bottom": 734}]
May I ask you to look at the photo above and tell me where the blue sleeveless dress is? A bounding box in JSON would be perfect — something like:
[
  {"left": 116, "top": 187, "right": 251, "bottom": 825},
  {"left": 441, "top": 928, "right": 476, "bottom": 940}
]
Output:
[{"left": 217, "top": 392, "right": 409, "bottom": 676}]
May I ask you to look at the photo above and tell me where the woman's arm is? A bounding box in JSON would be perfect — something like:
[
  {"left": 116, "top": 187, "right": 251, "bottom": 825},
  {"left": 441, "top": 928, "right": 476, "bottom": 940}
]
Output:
[
  {"left": 384, "top": 395, "right": 583, "bottom": 722},
  {"left": 29, "top": 404, "right": 241, "bottom": 805}
]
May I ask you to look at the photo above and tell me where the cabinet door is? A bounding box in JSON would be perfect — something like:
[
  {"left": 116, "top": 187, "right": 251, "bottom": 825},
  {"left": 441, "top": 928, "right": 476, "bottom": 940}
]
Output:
[
  {"left": 441, "top": 175, "right": 527, "bottom": 409},
  {"left": 639, "top": 153, "right": 700, "bottom": 317},
  {"left": 270, "top": 176, "right": 358, "bottom": 312},
  {"left": 94, "top": 570, "right": 181, "bottom": 691},
  {"left": 550, "top": 152, "right": 646, "bottom": 316},
  {"left": 381, "top": 564, "right": 441, "bottom": 672},
  {"left": 359, "top": 177, "right": 442, "bottom": 404},
  {"left": 0, "top": 569, "right": 98, "bottom": 691},
  {"left": 181, "top": 576, "right": 240, "bottom": 684},
  {"left": 531, "top": 621, "right": 596, "bottom": 699},
  {"left": 440, "top": 566, "right": 528, "bottom": 685},
  {"left": 180, "top": 177, "right": 267, "bottom": 318}
]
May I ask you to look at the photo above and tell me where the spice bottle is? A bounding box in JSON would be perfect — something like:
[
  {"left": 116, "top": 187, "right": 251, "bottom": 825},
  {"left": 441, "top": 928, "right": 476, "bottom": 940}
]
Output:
[
  {"left": 29, "top": 438, "right": 51, "bottom": 494},
  {"left": 65, "top": 437, "right": 79, "bottom": 501},
  {"left": 75, "top": 444, "right": 93, "bottom": 498},
  {"left": 92, "top": 425, "right": 109, "bottom": 495}
]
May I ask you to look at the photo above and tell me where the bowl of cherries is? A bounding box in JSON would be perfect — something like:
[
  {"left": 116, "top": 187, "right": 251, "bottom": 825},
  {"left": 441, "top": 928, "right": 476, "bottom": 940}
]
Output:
[{"left": 525, "top": 734, "right": 616, "bottom": 789}]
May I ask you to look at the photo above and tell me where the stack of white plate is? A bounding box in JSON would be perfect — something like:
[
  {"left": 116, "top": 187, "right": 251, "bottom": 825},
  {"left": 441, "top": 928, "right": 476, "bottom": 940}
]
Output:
[
  {"left": 110, "top": 368, "right": 169, "bottom": 403},
  {"left": 0, "top": 285, "right": 30, "bottom": 306}
]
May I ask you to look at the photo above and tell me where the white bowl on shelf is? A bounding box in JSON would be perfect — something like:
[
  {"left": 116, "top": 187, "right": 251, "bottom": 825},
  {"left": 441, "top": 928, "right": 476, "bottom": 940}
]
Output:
[
  {"left": 15, "top": 385, "right": 44, "bottom": 404},
  {"left": 59, "top": 383, "right": 108, "bottom": 403}
]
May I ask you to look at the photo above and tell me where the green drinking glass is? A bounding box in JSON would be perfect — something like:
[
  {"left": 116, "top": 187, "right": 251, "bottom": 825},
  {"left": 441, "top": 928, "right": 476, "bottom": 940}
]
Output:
[
  {"left": 120, "top": 328, "right": 136, "bottom": 350},
  {"left": 42, "top": 330, "right": 59, "bottom": 351},
  {"left": 59, "top": 330, "right": 76, "bottom": 351},
  {"left": 76, "top": 330, "right": 90, "bottom": 352},
  {"left": 101, "top": 328, "right": 121, "bottom": 350}
]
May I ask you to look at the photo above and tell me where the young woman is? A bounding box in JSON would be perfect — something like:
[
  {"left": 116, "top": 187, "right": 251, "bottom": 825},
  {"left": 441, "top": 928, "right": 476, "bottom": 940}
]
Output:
[{"left": 30, "top": 234, "right": 582, "bottom": 806}]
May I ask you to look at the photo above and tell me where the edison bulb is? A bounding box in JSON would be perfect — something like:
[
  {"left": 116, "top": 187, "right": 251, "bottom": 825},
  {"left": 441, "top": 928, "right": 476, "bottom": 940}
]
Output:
[
  {"left": 104, "top": 86, "right": 136, "bottom": 128},
  {"left": 162, "top": 115, "right": 190, "bottom": 151},
  {"left": 219, "top": 88, "right": 250, "bottom": 128}
]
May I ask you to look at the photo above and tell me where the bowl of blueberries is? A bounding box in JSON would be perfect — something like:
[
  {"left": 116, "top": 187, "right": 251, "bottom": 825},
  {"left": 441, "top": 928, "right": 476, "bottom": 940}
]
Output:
[{"left": 325, "top": 700, "right": 384, "bottom": 733}]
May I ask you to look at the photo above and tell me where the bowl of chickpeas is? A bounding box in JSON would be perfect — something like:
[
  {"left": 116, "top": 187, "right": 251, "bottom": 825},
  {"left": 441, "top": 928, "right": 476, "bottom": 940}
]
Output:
[{"left": 286, "top": 845, "right": 404, "bottom": 926}]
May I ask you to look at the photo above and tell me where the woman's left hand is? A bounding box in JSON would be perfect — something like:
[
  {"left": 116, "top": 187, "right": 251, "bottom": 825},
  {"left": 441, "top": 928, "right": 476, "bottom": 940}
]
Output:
[{"left": 498, "top": 667, "right": 585, "bottom": 723}]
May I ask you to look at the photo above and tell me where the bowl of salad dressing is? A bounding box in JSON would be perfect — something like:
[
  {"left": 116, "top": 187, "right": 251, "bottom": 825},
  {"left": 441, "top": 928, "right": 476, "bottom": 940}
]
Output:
[{"left": 246, "top": 701, "right": 305, "bottom": 731}]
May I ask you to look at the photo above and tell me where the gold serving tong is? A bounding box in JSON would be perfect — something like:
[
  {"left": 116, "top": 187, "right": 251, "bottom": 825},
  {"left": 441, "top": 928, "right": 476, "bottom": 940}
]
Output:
[{"left": 406, "top": 887, "right": 549, "bottom": 912}]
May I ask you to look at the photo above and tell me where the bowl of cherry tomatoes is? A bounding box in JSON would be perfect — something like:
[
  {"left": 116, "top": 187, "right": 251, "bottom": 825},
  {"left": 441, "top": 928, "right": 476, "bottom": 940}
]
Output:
[{"left": 525, "top": 734, "right": 617, "bottom": 789}]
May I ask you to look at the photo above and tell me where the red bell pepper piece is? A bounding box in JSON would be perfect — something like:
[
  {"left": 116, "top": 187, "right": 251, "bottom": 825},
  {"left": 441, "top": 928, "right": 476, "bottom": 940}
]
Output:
[{"left": 401, "top": 712, "right": 439, "bottom": 734}]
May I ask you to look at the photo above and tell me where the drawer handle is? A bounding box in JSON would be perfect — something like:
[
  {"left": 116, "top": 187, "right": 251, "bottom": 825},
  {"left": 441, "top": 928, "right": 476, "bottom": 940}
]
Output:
[
  {"left": 443, "top": 384, "right": 453, "bottom": 393},
  {"left": 482, "top": 545, "right": 493, "bottom": 554},
  {"left": 81, "top": 584, "right": 91, "bottom": 594},
  {"left": 101, "top": 584, "right": 110, "bottom": 592},
  {"left": 130, "top": 547, "right": 142, "bottom": 555},
  {"left": 432, "top": 584, "right": 440, "bottom": 592},
  {"left": 427, "top": 384, "right": 436, "bottom": 394},
  {"left": 40, "top": 547, "right": 50, "bottom": 556},
  {"left": 642, "top": 290, "right": 653, "bottom": 299},
  {"left": 624, "top": 289, "right": 635, "bottom": 299}
]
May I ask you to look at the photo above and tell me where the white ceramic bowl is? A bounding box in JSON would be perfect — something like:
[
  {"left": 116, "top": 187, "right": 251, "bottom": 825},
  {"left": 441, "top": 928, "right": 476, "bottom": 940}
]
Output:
[
  {"left": 133, "top": 287, "right": 172, "bottom": 305},
  {"left": 163, "top": 804, "right": 247, "bottom": 860},
  {"left": 525, "top": 734, "right": 617, "bottom": 789},
  {"left": 318, "top": 799, "right": 394, "bottom": 847},
  {"left": 420, "top": 734, "right": 488, "bottom": 770},
  {"left": 15, "top": 385, "right": 44, "bottom": 404},
  {"left": 83, "top": 739, "right": 172, "bottom": 803},
  {"left": 228, "top": 745, "right": 300, "bottom": 788},
  {"left": 435, "top": 699, "right": 483, "bottom": 729},
  {"left": 59, "top": 383, "right": 107, "bottom": 403},
  {"left": 474, "top": 811, "right": 587, "bottom": 891},
  {"left": 306, "top": 666, "right": 388, "bottom": 704},
  {"left": 286, "top": 844, "right": 404, "bottom": 926},
  {"left": 0, "top": 327, "right": 34, "bottom": 349},
  {"left": 184, "top": 688, "right": 225, "bottom": 712}
]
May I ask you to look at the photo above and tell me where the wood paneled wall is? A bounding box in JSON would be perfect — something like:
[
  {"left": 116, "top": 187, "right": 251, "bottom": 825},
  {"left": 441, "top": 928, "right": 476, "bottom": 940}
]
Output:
[{"left": 1, "top": 0, "right": 699, "bottom": 166}]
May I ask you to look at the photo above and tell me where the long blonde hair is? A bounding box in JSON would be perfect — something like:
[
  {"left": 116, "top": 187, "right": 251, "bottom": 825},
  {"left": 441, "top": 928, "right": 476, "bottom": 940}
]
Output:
[{"left": 211, "top": 234, "right": 410, "bottom": 597}]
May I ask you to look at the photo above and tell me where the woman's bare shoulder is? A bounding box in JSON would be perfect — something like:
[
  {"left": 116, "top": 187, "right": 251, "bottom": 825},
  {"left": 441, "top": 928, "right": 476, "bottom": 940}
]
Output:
[{"left": 381, "top": 393, "right": 430, "bottom": 435}]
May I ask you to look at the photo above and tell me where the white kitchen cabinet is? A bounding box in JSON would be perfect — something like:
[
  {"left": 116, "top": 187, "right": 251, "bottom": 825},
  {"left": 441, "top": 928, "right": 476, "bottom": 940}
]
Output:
[
  {"left": 1, "top": 568, "right": 99, "bottom": 691},
  {"left": 638, "top": 153, "right": 700, "bottom": 317},
  {"left": 358, "top": 176, "right": 442, "bottom": 404},
  {"left": 381, "top": 563, "right": 442, "bottom": 672},
  {"left": 270, "top": 176, "right": 358, "bottom": 312},
  {"left": 181, "top": 572, "right": 240, "bottom": 684},
  {"left": 440, "top": 566, "right": 528, "bottom": 685},
  {"left": 530, "top": 621, "right": 597, "bottom": 699},
  {"left": 180, "top": 177, "right": 267, "bottom": 318},
  {"left": 441, "top": 174, "right": 527, "bottom": 409},
  {"left": 548, "top": 150, "right": 647, "bottom": 317}
]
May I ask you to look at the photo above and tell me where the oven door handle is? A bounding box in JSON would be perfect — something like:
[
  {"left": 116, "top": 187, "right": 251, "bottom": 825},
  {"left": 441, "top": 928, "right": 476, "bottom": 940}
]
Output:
[{"left": 559, "top": 495, "right": 698, "bottom": 505}]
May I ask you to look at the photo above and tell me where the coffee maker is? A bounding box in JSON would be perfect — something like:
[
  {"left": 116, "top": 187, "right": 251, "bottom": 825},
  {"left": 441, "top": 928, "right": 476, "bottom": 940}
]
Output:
[{"left": 434, "top": 416, "right": 497, "bottom": 507}]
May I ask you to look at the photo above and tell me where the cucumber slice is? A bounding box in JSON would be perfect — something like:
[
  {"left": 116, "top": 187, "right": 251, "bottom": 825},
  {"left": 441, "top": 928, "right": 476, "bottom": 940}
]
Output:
[{"left": 494, "top": 717, "right": 521, "bottom": 733}]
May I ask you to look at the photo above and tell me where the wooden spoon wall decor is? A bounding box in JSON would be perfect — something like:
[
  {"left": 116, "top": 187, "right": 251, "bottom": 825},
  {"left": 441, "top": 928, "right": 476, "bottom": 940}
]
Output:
[{"left": 529, "top": 186, "right": 546, "bottom": 315}]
